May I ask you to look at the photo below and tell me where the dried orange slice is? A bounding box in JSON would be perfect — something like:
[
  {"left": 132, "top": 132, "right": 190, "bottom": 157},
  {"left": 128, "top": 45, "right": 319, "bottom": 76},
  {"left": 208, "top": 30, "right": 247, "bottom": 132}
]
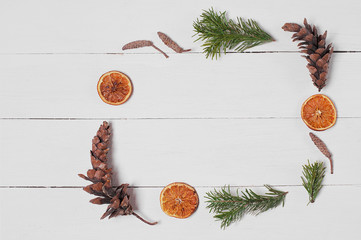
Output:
[
  {"left": 97, "top": 71, "right": 132, "bottom": 105},
  {"left": 301, "top": 94, "right": 337, "bottom": 131},
  {"left": 160, "top": 182, "right": 199, "bottom": 219}
]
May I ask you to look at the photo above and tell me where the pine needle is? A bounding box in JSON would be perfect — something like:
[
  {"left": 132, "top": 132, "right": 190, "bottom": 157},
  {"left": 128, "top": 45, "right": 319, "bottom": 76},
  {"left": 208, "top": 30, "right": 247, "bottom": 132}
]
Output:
[
  {"left": 205, "top": 185, "right": 288, "bottom": 229},
  {"left": 301, "top": 160, "right": 326, "bottom": 204},
  {"left": 193, "top": 8, "right": 273, "bottom": 59}
]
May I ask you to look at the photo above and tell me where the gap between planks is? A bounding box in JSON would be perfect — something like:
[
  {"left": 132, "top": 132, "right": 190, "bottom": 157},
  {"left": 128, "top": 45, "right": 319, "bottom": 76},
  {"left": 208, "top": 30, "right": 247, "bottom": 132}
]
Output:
[
  {"left": 0, "top": 51, "right": 360, "bottom": 55},
  {"left": 1, "top": 184, "right": 360, "bottom": 189},
  {"left": 1, "top": 117, "right": 360, "bottom": 121}
]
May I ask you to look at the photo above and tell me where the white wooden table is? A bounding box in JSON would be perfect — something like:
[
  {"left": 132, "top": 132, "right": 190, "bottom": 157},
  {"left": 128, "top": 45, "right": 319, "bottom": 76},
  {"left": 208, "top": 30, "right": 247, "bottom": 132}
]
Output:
[{"left": 1, "top": 0, "right": 361, "bottom": 239}]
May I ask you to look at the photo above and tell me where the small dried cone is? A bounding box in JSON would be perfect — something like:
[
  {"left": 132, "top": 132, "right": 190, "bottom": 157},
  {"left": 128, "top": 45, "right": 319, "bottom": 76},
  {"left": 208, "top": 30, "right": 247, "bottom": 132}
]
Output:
[
  {"left": 78, "top": 121, "right": 157, "bottom": 225},
  {"left": 282, "top": 18, "right": 333, "bottom": 91},
  {"left": 309, "top": 132, "right": 334, "bottom": 174}
]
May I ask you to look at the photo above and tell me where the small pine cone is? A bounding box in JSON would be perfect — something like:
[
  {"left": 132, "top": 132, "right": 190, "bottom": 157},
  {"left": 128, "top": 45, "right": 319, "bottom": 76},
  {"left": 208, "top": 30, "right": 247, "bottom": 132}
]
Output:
[
  {"left": 309, "top": 132, "right": 333, "bottom": 174},
  {"left": 282, "top": 18, "right": 333, "bottom": 91}
]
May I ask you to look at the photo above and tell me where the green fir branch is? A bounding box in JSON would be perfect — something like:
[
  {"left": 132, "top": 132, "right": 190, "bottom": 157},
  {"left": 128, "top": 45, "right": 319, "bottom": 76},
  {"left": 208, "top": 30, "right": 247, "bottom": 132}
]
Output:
[
  {"left": 205, "top": 185, "right": 288, "bottom": 229},
  {"left": 193, "top": 8, "right": 273, "bottom": 59},
  {"left": 301, "top": 160, "right": 326, "bottom": 204}
]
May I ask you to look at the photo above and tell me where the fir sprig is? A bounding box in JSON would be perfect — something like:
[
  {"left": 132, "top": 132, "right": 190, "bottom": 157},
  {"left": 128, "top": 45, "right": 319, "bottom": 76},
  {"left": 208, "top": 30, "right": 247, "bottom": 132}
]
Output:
[
  {"left": 205, "top": 185, "right": 288, "bottom": 229},
  {"left": 301, "top": 160, "right": 326, "bottom": 204},
  {"left": 193, "top": 8, "right": 273, "bottom": 59}
]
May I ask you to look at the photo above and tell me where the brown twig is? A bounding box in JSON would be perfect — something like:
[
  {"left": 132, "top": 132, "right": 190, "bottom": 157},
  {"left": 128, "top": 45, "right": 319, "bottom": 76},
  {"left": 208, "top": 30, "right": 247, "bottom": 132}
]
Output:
[
  {"left": 150, "top": 44, "right": 169, "bottom": 58},
  {"left": 132, "top": 212, "right": 158, "bottom": 225}
]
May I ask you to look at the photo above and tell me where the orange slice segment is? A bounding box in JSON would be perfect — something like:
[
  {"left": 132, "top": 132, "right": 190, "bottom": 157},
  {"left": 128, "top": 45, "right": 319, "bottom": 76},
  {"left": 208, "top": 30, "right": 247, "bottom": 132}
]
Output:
[
  {"left": 97, "top": 71, "right": 133, "bottom": 105},
  {"left": 160, "top": 182, "right": 199, "bottom": 219},
  {"left": 301, "top": 94, "right": 337, "bottom": 131}
]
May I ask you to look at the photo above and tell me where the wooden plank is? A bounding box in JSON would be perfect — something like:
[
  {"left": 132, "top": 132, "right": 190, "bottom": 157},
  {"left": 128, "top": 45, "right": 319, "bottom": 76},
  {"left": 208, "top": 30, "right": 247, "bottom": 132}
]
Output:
[
  {"left": 1, "top": 53, "right": 360, "bottom": 118},
  {"left": 0, "top": 0, "right": 360, "bottom": 53},
  {"left": 0, "top": 186, "right": 360, "bottom": 239},
  {"left": 1, "top": 119, "right": 360, "bottom": 186}
]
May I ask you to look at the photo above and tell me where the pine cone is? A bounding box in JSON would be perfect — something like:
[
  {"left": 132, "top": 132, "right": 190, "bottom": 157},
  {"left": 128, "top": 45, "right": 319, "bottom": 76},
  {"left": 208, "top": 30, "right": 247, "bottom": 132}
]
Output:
[
  {"left": 309, "top": 132, "right": 333, "bottom": 174},
  {"left": 282, "top": 19, "right": 333, "bottom": 91},
  {"left": 79, "top": 121, "right": 157, "bottom": 225}
]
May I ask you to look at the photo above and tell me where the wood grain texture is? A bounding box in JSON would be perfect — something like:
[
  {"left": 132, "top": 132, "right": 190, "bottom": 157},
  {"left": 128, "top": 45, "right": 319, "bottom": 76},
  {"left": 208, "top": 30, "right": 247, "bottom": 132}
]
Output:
[
  {"left": 1, "top": 53, "right": 360, "bottom": 118},
  {"left": 1, "top": 187, "right": 360, "bottom": 240},
  {"left": 0, "top": 0, "right": 361, "bottom": 53},
  {"left": 1, "top": 119, "right": 360, "bottom": 186}
]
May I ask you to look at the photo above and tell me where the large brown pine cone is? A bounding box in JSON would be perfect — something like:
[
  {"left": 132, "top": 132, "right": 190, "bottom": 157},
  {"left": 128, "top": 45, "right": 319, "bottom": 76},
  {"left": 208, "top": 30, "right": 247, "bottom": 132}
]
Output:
[
  {"left": 78, "top": 121, "right": 133, "bottom": 219},
  {"left": 282, "top": 18, "right": 333, "bottom": 91},
  {"left": 78, "top": 122, "right": 156, "bottom": 225}
]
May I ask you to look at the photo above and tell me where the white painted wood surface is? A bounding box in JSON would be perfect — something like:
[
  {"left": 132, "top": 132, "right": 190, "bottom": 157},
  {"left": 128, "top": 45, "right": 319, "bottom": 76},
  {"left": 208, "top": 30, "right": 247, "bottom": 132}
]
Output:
[
  {"left": 1, "top": 187, "right": 360, "bottom": 239},
  {"left": 1, "top": 0, "right": 361, "bottom": 239},
  {"left": 1, "top": 53, "right": 361, "bottom": 118},
  {"left": 1, "top": 119, "right": 361, "bottom": 186},
  {"left": 1, "top": 0, "right": 361, "bottom": 53}
]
